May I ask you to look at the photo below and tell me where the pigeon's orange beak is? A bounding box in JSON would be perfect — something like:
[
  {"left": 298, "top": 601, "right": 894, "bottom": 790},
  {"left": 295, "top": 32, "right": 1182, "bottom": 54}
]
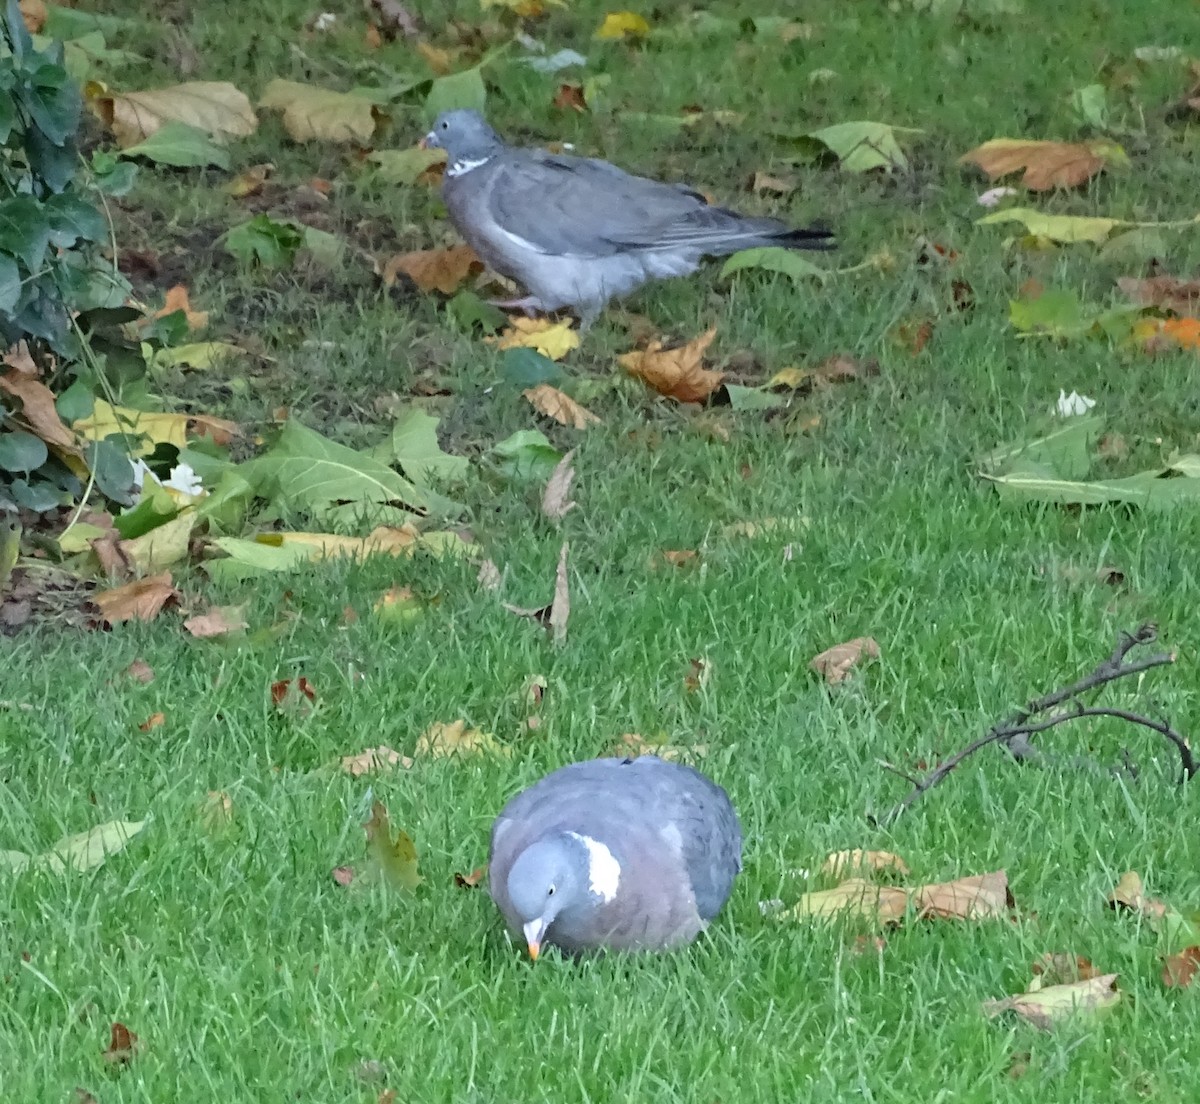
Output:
[
  {"left": 523, "top": 918, "right": 547, "bottom": 961},
  {"left": 527, "top": 941, "right": 540, "bottom": 962},
  {"left": 417, "top": 132, "right": 435, "bottom": 151}
]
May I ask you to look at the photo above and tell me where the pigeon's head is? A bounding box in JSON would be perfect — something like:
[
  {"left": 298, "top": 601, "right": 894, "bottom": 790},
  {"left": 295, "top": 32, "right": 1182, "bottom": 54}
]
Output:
[
  {"left": 421, "top": 109, "right": 502, "bottom": 166},
  {"left": 506, "top": 832, "right": 621, "bottom": 960}
]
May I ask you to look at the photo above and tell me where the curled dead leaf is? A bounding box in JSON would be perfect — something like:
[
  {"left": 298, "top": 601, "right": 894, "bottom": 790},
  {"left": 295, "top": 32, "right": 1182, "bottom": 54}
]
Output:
[
  {"left": 93, "top": 573, "right": 180, "bottom": 625},
  {"left": 915, "top": 870, "right": 1012, "bottom": 920},
  {"left": 416, "top": 719, "right": 510, "bottom": 759},
  {"left": 524, "top": 385, "right": 601, "bottom": 429},
  {"left": 90, "top": 81, "right": 258, "bottom": 147},
  {"left": 340, "top": 746, "right": 414, "bottom": 775},
  {"left": 1162, "top": 946, "right": 1200, "bottom": 989},
  {"left": 454, "top": 865, "right": 487, "bottom": 888},
  {"left": 619, "top": 327, "right": 723, "bottom": 404},
  {"left": 183, "top": 604, "right": 248, "bottom": 639},
  {"left": 382, "top": 245, "right": 482, "bottom": 294},
  {"left": 959, "top": 138, "right": 1122, "bottom": 191},
  {"left": 541, "top": 449, "right": 577, "bottom": 522},
  {"left": 137, "top": 712, "right": 166, "bottom": 733},
  {"left": 821, "top": 850, "right": 911, "bottom": 879},
  {"left": 809, "top": 636, "right": 880, "bottom": 685},
  {"left": 983, "top": 974, "right": 1120, "bottom": 1031},
  {"left": 101, "top": 1022, "right": 141, "bottom": 1065}
]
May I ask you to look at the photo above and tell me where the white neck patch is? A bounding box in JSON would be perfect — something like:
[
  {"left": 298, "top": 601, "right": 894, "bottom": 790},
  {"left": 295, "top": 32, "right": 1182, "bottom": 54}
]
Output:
[
  {"left": 446, "top": 155, "right": 492, "bottom": 178},
  {"left": 566, "top": 832, "right": 621, "bottom": 903}
]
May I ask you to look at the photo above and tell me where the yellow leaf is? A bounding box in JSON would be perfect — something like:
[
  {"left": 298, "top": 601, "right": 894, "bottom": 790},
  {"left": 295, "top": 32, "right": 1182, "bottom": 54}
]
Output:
[
  {"left": 121, "top": 509, "right": 197, "bottom": 572},
  {"left": 595, "top": 11, "right": 651, "bottom": 39},
  {"left": 415, "top": 719, "right": 512, "bottom": 759},
  {"left": 977, "top": 208, "right": 1123, "bottom": 244},
  {"left": 487, "top": 317, "right": 580, "bottom": 360},
  {"left": 523, "top": 384, "right": 601, "bottom": 428},
  {"left": 74, "top": 400, "right": 191, "bottom": 454},
  {"left": 782, "top": 878, "right": 911, "bottom": 924},
  {"left": 259, "top": 79, "right": 381, "bottom": 144},
  {"left": 619, "top": 327, "right": 723, "bottom": 403},
  {"left": 767, "top": 366, "right": 811, "bottom": 389},
  {"left": 225, "top": 162, "right": 274, "bottom": 197},
  {"left": 257, "top": 525, "right": 421, "bottom": 561},
  {"left": 481, "top": 0, "right": 565, "bottom": 13},
  {"left": 821, "top": 850, "right": 910, "bottom": 878},
  {"left": 983, "top": 974, "right": 1120, "bottom": 1031},
  {"left": 88, "top": 81, "right": 258, "bottom": 147},
  {"left": 340, "top": 746, "right": 413, "bottom": 775}
]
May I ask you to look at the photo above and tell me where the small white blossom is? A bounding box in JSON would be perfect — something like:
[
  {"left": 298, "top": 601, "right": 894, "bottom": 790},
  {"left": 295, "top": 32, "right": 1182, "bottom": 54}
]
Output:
[
  {"left": 163, "top": 462, "right": 203, "bottom": 496},
  {"left": 977, "top": 186, "right": 1018, "bottom": 208},
  {"left": 1054, "top": 389, "right": 1097, "bottom": 417},
  {"left": 313, "top": 12, "right": 336, "bottom": 31}
]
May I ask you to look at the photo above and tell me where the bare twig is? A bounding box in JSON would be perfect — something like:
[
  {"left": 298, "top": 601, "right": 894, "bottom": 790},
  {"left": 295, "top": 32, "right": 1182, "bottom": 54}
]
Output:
[{"left": 871, "top": 623, "right": 1194, "bottom": 826}]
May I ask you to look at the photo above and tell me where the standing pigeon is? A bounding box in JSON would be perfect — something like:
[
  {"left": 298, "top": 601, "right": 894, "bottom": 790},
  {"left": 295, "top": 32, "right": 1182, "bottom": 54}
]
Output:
[
  {"left": 488, "top": 755, "right": 742, "bottom": 959},
  {"left": 421, "top": 109, "right": 832, "bottom": 329}
]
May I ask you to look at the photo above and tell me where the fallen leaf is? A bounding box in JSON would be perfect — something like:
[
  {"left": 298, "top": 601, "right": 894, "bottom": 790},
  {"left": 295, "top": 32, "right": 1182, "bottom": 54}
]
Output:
[
  {"left": 619, "top": 327, "right": 723, "bottom": 404},
  {"left": 477, "top": 559, "right": 502, "bottom": 591},
  {"left": 482, "top": 0, "right": 564, "bottom": 14},
  {"left": 651, "top": 549, "right": 699, "bottom": 569},
  {"left": 183, "top": 604, "right": 248, "bottom": 639},
  {"left": 372, "top": 585, "right": 425, "bottom": 624},
  {"left": 915, "top": 870, "right": 1012, "bottom": 920},
  {"left": 752, "top": 171, "right": 795, "bottom": 194},
  {"left": 199, "top": 790, "right": 233, "bottom": 832},
  {"left": 71, "top": 1089, "right": 98, "bottom": 1104},
  {"left": 683, "top": 656, "right": 709, "bottom": 691},
  {"left": 783, "top": 878, "right": 911, "bottom": 923},
  {"left": 225, "top": 162, "right": 274, "bottom": 197},
  {"left": 341, "top": 746, "right": 413, "bottom": 775},
  {"left": 809, "top": 636, "right": 881, "bottom": 685},
  {"left": 1108, "top": 870, "right": 1170, "bottom": 919},
  {"left": 1133, "top": 316, "right": 1200, "bottom": 352},
  {"left": 259, "top": 79, "right": 381, "bottom": 144},
  {"left": 332, "top": 865, "right": 355, "bottom": 886},
  {"left": 983, "top": 974, "right": 1120, "bottom": 1031},
  {"left": 523, "top": 385, "right": 601, "bottom": 428},
  {"left": 553, "top": 83, "right": 587, "bottom": 112},
  {"left": 550, "top": 541, "right": 569, "bottom": 646},
  {"left": 454, "top": 865, "right": 487, "bottom": 888},
  {"left": 101, "top": 1022, "right": 141, "bottom": 1065},
  {"left": 18, "top": 0, "right": 46, "bottom": 33},
  {"left": 541, "top": 449, "right": 577, "bottom": 521},
  {"left": 137, "top": 712, "right": 165, "bottom": 733},
  {"left": 93, "top": 573, "right": 180, "bottom": 625},
  {"left": 363, "top": 801, "right": 422, "bottom": 890},
  {"left": 799, "top": 120, "right": 916, "bottom": 172},
  {"left": 959, "top": 138, "right": 1126, "bottom": 190},
  {"left": 0, "top": 369, "right": 79, "bottom": 454},
  {"left": 271, "top": 677, "right": 317, "bottom": 717},
  {"left": 1117, "top": 275, "right": 1200, "bottom": 315},
  {"left": 417, "top": 41, "right": 456, "bottom": 75},
  {"left": 814, "top": 354, "right": 874, "bottom": 384},
  {"left": 978, "top": 208, "right": 1124, "bottom": 244},
  {"left": 125, "top": 658, "right": 155, "bottom": 683},
  {"left": 1162, "top": 946, "right": 1200, "bottom": 989},
  {"left": 612, "top": 732, "right": 709, "bottom": 762},
  {"left": 416, "top": 719, "right": 510, "bottom": 759},
  {"left": 487, "top": 317, "right": 580, "bottom": 361},
  {"left": 89, "top": 81, "right": 258, "bottom": 147},
  {"left": 821, "top": 850, "right": 911, "bottom": 878},
  {"left": 595, "top": 11, "right": 650, "bottom": 39},
  {"left": 366, "top": 0, "right": 420, "bottom": 37},
  {"left": 382, "top": 245, "right": 482, "bottom": 294},
  {"left": 1, "top": 340, "right": 37, "bottom": 374},
  {"left": 721, "top": 516, "right": 808, "bottom": 539},
  {"left": 1031, "top": 953, "right": 1101, "bottom": 986}
]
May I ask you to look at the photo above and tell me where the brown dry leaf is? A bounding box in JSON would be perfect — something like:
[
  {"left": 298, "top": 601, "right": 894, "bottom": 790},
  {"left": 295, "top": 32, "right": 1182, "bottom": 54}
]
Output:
[
  {"left": 454, "top": 865, "right": 487, "bottom": 888},
  {"left": 915, "top": 870, "right": 1012, "bottom": 920},
  {"left": 894, "top": 319, "right": 934, "bottom": 355},
  {"left": 751, "top": 171, "right": 795, "bottom": 195},
  {"left": 416, "top": 41, "right": 455, "bottom": 74},
  {"left": 1107, "top": 870, "right": 1170, "bottom": 920},
  {"left": 958, "top": 138, "right": 1119, "bottom": 190},
  {"left": 332, "top": 865, "right": 355, "bottom": 886},
  {"left": 2, "top": 339, "right": 37, "bottom": 374},
  {"left": 137, "top": 712, "right": 166, "bottom": 733},
  {"left": 382, "top": 245, "right": 482, "bottom": 294},
  {"left": 612, "top": 732, "right": 709, "bottom": 762},
  {"left": 549, "top": 541, "right": 570, "bottom": 646},
  {"left": 226, "top": 162, "right": 274, "bottom": 198},
  {"left": 814, "top": 354, "right": 876, "bottom": 384},
  {"left": 0, "top": 368, "right": 79, "bottom": 453},
  {"left": 183, "top": 604, "right": 248, "bottom": 639},
  {"left": 783, "top": 878, "right": 911, "bottom": 924},
  {"left": 683, "top": 656, "right": 710, "bottom": 691},
  {"left": 340, "top": 746, "right": 414, "bottom": 776},
  {"left": 809, "top": 636, "right": 880, "bottom": 685},
  {"left": 541, "top": 449, "right": 577, "bottom": 522},
  {"left": 655, "top": 549, "right": 699, "bottom": 569},
  {"left": 1132, "top": 316, "right": 1200, "bottom": 352},
  {"left": 93, "top": 573, "right": 180, "bottom": 625},
  {"left": 415, "top": 719, "right": 510, "bottom": 759},
  {"left": 983, "top": 974, "right": 1120, "bottom": 1031},
  {"left": 271, "top": 677, "right": 317, "bottom": 718},
  {"left": 154, "top": 285, "right": 209, "bottom": 330},
  {"left": 101, "top": 1022, "right": 141, "bottom": 1065},
  {"left": 553, "top": 83, "right": 587, "bottom": 112},
  {"left": 523, "top": 385, "right": 601, "bottom": 429},
  {"left": 125, "top": 658, "right": 155, "bottom": 684},
  {"left": 821, "top": 849, "right": 911, "bottom": 879},
  {"left": 852, "top": 934, "right": 888, "bottom": 955},
  {"left": 619, "top": 327, "right": 724, "bottom": 404},
  {"left": 1162, "top": 946, "right": 1200, "bottom": 989},
  {"left": 18, "top": 0, "right": 46, "bottom": 32},
  {"left": 199, "top": 790, "right": 233, "bottom": 832},
  {"left": 90, "top": 81, "right": 258, "bottom": 147},
  {"left": 1031, "top": 953, "right": 1101, "bottom": 986}
]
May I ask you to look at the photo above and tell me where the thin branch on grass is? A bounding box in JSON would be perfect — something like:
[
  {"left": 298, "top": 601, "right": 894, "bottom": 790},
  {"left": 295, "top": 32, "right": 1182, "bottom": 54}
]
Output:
[{"left": 871, "top": 623, "right": 1195, "bottom": 826}]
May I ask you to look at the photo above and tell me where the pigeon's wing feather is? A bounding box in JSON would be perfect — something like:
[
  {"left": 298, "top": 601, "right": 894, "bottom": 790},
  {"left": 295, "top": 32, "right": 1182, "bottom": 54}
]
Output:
[
  {"left": 486, "top": 151, "right": 712, "bottom": 258},
  {"left": 668, "top": 768, "right": 743, "bottom": 919}
]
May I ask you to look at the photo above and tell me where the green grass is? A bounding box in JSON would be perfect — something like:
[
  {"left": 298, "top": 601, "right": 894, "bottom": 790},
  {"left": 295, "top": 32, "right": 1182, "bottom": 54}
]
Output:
[{"left": 5, "top": 0, "right": 1200, "bottom": 1099}]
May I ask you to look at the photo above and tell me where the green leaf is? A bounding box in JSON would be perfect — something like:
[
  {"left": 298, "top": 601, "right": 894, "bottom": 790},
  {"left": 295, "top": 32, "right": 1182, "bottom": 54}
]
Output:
[
  {"left": 1070, "top": 83, "right": 1109, "bottom": 129},
  {"left": 0, "top": 513, "right": 20, "bottom": 593},
  {"left": 120, "top": 121, "right": 231, "bottom": 168},
  {"left": 89, "top": 150, "right": 138, "bottom": 196},
  {"left": 3, "top": 0, "right": 33, "bottom": 63},
  {"left": 8, "top": 476, "right": 65, "bottom": 512},
  {"left": 18, "top": 54, "right": 82, "bottom": 145},
  {"left": 375, "top": 407, "right": 469, "bottom": 483},
  {"left": 0, "top": 430, "right": 48, "bottom": 472},
  {"left": 0, "top": 253, "right": 19, "bottom": 314},
  {"left": 1008, "top": 289, "right": 1092, "bottom": 337},
  {"left": 42, "top": 191, "right": 106, "bottom": 248},
  {"left": 490, "top": 429, "right": 562, "bottom": 482},
  {"left": 112, "top": 482, "right": 179, "bottom": 539},
  {"left": 367, "top": 147, "right": 446, "bottom": 185},
  {"left": 980, "top": 416, "right": 1103, "bottom": 481},
  {"left": 0, "top": 90, "right": 15, "bottom": 144},
  {"left": 497, "top": 347, "right": 564, "bottom": 388},
  {"left": 983, "top": 460, "right": 1200, "bottom": 510},
  {"left": 205, "top": 535, "right": 321, "bottom": 581},
  {"left": 721, "top": 246, "right": 829, "bottom": 284},
  {"left": 23, "top": 123, "right": 77, "bottom": 193},
  {"left": 42, "top": 4, "right": 136, "bottom": 39},
  {"left": 48, "top": 818, "right": 146, "bottom": 872},
  {"left": 447, "top": 290, "right": 507, "bottom": 334},
  {"left": 300, "top": 226, "right": 346, "bottom": 268},
  {"left": 223, "top": 214, "right": 303, "bottom": 268},
  {"left": 425, "top": 66, "right": 486, "bottom": 119},
  {"left": 364, "top": 801, "right": 423, "bottom": 891},
  {"left": 242, "top": 418, "right": 441, "bottom": 528},
  {"left": 978, "top": 208, "right": 1123, "bottom": 244},
  {"left": 795, "top": 121, "right": 918, "bottom": 172},
  {"left": 724, "top": 384, "right": 785, "bottom": 412},
  {"left": 84, "top": 437, "right": 135, "bottom": 504},
  {"left": 191, "top": 467, "right": 253, "bottom": 534},
  {"left": 55, "top": 378, "right": 94, "bottom": 423},
  {"left": 0, "top": 196, "right": 52, "bottom": 270}
]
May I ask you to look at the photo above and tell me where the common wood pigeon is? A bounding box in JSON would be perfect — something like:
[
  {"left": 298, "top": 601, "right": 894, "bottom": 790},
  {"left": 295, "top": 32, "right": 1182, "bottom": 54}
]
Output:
[
  {"left": 488, "top": 755, "right": 742, "bottom": 959},
  {"left": 422, "top": 109, "right": 832, "bottom": 329}
]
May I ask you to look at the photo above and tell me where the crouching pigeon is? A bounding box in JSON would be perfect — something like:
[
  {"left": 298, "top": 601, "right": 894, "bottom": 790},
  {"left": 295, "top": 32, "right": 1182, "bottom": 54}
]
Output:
[
  {"left": 488, "top": 755, "right": 742, "bottom": 959},
  {"left": 421, "top": 109, "right": 832, "bottom": 329}
]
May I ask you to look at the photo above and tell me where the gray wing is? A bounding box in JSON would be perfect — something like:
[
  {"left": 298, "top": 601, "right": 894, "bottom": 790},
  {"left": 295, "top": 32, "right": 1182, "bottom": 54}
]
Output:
[
  {"left": 667, "top": 765, "right": 743, "bottom": 920},
  {"left": 487, "top": 150, "right": 789, "bottom": 258}
]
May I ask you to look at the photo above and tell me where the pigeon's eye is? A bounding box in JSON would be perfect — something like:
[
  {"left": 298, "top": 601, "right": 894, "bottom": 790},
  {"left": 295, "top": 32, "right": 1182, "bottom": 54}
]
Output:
[
  {"left": 440, "top": 120, "right": 449, "bottom": 129},
  {"left": 547, "top": 885, "right": 556, "bottom": 897}
]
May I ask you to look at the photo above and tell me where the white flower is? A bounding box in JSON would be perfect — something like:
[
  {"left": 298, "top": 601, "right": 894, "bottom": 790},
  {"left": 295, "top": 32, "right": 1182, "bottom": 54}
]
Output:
[
  {"left": 977, "top": 186, "right": 1018, "bottom": 208},
  {"left": 130, "top": 458, "right": 153, "bottom": 490},
  {"left": 1054, "top": 389, "right": 1097, "bottom": 417},
  {"left": 163, "top": 462, "right": 203, "bottom": 496},
  {"left": 313, "top": 12, "right": 336, "bottom": 31}
]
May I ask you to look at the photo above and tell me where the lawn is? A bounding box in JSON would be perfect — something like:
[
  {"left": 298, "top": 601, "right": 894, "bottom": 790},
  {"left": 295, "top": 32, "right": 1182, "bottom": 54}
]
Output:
[{"left": 3, "top": 0, "right": 1200, "bottom": 1100}]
